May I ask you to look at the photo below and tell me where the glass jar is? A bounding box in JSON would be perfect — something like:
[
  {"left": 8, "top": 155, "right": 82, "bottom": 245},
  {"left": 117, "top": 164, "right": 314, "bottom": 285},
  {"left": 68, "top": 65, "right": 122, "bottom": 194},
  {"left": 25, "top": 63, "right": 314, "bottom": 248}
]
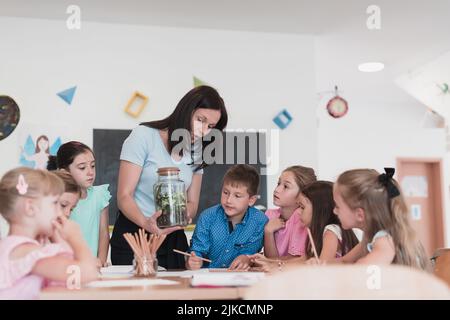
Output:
[
  {"left": 153, "top": 167, "right": 188, "bottom": 228},
  {"left": 133, "top": 254, "right": 158, "bottom": 277}
]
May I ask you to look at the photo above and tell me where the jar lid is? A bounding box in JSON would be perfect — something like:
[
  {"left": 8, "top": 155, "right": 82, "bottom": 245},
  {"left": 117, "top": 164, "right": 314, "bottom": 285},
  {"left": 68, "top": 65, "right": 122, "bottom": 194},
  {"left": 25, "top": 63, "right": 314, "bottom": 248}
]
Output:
[{"left": 157, "top": 167, "right": 180, "bottom": 175}]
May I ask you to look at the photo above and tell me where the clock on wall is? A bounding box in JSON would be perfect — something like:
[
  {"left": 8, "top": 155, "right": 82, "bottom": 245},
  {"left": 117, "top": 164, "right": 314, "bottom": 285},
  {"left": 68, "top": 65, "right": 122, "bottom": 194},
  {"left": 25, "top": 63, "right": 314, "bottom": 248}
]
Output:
[{"left": 326, "top": 86, "right": 348, "bottom": 118}]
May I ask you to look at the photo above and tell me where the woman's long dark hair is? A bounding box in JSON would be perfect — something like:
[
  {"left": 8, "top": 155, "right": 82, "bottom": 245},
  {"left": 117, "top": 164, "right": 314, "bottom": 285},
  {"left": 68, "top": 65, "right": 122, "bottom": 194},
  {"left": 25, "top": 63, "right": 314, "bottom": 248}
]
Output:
[
  {"left": 303, "top": 181, "right": 359, "bottom": 258},
  {"left": 141, "top": 85, "right": 228, "bottom": 172}
]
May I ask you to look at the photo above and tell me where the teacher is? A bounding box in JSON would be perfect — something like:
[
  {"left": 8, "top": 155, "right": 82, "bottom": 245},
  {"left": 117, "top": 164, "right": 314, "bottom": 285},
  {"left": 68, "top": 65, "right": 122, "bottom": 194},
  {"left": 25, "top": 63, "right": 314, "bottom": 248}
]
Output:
[{"left": 110, "top": 86, "right": 228, "bottom": 269}]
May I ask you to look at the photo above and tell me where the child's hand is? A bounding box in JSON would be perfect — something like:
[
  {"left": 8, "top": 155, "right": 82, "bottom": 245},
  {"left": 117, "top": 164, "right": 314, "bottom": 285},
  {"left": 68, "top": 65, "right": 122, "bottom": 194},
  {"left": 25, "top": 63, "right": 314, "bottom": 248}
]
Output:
[
  {"left": 247, "top": 254, "right": 278, "bottom": 273},
  {"left": 52, "top": 215, "right": 82, "bottom": 243},
  {"left": 306, "top": 258, "right": 327, "bottom": 266},
  {"left": 186, "top": 252, "right": 203, "bottom": 270},
  {"left": 49, "top": 227, "right": 66, "bottom": 244},
  {"left": 247, "top": 253, "right": 265, "bottom": 262},
  {"left": 265, "top": 218, "right": 286, "bottom": 233},
  {"left": 96, "top": 258, "right": 110, "bottom": 269},
  {"left": 229, "top": 255, "right": 251, "bottom": 271}
]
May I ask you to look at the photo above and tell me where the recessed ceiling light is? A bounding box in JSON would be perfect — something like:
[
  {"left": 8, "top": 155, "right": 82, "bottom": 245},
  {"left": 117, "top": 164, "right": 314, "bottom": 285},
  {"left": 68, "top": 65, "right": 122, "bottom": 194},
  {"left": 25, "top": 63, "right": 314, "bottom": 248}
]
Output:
[{"left": 358, "top": 62, "right": 385, "bottom": 72}]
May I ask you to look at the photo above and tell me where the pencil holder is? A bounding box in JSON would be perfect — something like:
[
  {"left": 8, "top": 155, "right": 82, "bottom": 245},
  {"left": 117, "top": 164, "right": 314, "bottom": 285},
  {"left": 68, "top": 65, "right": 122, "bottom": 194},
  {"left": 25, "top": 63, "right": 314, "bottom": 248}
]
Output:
[
  {"left": 123, "top": 229, "right": 166, "bottom": 277},
  {"left": 133, "top": 254, "right": 158, "bottom": 277}
]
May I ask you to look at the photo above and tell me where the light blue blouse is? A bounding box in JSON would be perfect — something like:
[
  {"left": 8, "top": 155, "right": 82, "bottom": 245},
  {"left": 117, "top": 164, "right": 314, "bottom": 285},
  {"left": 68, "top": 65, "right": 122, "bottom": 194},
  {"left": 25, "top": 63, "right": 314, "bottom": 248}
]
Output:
[
  {"left": 70, "top": 185, "right": 111, "bottom": 257},
  {"left": 120, "top": 125, "right": 203, "bottom": 217}
]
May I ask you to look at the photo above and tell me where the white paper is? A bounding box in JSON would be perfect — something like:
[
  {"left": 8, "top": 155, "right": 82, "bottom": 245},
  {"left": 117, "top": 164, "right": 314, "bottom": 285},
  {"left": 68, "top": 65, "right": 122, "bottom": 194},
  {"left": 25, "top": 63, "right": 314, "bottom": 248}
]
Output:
[
  {"left": 191, "top": 272, "right": 265, "bottom": 287},
  {"left": 101, "top": 265, "right": 133, "bottom": 275},
  {"left": 86, "top": 278, "right": 178, "bottom": 288},
  {"left": 100, "top": 265, "right": 166, "bottom": 278},
  {"left": 157, "top": 269, "right": 210, "bottom": 278}
]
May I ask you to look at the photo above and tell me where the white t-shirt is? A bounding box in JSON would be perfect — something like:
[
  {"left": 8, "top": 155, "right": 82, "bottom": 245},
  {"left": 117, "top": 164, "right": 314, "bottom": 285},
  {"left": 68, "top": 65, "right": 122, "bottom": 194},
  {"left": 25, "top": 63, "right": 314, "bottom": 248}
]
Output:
[
  {"left": 323, "top": 224, "right": 343, "bottom": 241},
  {"left": 323, "top": 225, "right": 364, "bottom": 257},
  {"left": 323, "top": 225, "right": 364, "bottom": 242}
]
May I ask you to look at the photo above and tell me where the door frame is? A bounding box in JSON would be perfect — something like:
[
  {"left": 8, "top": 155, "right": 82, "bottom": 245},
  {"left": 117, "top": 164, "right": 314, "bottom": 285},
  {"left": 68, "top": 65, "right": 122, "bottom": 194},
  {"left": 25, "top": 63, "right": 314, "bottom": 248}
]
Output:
[{"left": 396, "top": 157, "right": 446, "bottom": 251}]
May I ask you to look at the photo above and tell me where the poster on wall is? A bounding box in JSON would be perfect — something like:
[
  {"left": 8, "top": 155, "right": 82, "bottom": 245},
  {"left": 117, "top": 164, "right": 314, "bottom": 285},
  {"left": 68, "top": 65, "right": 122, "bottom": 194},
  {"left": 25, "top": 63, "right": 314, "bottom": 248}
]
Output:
[
  {"left": 17, "top": 123, "right": 68, "bottom": 170},
  {"left": 401, "top": 175, "right": 428, "bottom": 198}
]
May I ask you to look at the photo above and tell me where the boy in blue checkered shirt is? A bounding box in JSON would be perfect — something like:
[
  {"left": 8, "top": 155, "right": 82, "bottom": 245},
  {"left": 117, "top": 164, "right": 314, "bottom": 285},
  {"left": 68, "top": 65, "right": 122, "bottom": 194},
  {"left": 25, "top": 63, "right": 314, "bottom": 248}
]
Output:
[{"left": 187, "top": 164, "right": 268, "bottom": 270}]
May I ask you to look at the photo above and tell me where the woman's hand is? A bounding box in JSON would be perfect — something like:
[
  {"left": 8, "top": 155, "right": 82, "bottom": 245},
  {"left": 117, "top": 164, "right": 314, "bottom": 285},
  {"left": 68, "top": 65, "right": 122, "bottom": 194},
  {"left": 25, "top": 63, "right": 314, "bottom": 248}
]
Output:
[
  {"left": 264, "top": 218, "right": 286, "bottom": 234},
  {"left": 142, "top": 211, "right": 183, "bottom": 236}
]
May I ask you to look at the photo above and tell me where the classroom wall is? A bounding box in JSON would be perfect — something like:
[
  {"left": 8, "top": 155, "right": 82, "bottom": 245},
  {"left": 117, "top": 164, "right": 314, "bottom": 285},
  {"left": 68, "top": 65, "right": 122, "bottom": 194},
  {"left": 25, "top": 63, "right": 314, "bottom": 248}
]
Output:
[
  {"left": 1, "top": 17, "right": 448, "bottom": 247},
  {"left": 0, "top": 16, "right": 317, "bottom": 223},
  {"left": 395, "top": 50, "right": 450, "bottom": 120},
  {"left": 314, "top": 36, "right": 450, "bottom": 246}
]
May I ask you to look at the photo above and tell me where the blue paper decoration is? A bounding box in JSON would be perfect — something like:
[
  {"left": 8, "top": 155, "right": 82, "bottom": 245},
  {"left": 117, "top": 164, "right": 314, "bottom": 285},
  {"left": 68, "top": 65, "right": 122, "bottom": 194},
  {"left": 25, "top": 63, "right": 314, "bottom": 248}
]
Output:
[
  {"left": 57, "top": 86, "right": 77, "bottom": 105},
  {"left": 273, "top": 109, "right": 293, "bottom": 129}
]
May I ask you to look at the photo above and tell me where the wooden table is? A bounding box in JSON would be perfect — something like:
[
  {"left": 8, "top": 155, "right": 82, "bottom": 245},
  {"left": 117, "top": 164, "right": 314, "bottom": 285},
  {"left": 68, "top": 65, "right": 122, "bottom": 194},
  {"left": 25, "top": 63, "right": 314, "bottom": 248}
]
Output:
[{"left": 40, "top": 275, "right": 247, "bottom": 300}]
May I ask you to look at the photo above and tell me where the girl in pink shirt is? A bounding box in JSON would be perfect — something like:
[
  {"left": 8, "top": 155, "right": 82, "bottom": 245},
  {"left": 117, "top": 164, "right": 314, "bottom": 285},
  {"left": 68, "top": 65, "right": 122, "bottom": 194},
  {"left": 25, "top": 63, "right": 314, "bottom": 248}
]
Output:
[
  {"left": 0, "top": 167, "right": 98, "bottom": 299},
  {"left": 264, "top": 165, "right": 317, "bottom": 258}
]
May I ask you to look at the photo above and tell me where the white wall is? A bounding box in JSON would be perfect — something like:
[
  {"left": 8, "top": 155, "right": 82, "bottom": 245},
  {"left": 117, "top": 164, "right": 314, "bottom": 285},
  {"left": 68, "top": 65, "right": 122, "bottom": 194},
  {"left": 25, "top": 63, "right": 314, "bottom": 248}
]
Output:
[
  {"left": 2, "top": 16, "right": 448, "bottom": 247},
  {"left": 314, "top": 36, "right": 450, "bottom": 246},
  {"left": 0, "top": 17, "right": 317, "bottom": 231},
  {"left": 395, "top": 50, "right": 450, "bottom": 120}
]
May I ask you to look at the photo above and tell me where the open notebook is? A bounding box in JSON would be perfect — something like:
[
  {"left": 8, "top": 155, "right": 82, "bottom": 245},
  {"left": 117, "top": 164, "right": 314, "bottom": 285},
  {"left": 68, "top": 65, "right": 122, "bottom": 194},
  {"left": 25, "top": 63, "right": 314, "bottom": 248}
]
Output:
[{"left": 86, "top": 278, "right": 178, "bottom": 288}]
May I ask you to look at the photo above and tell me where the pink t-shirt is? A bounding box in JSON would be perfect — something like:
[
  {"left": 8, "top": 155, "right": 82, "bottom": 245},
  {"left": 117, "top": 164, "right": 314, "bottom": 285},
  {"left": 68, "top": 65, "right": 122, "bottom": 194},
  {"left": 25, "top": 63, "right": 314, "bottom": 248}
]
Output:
[
  {"left": 0, "top": 235, "right": 69, "bottom": 300},
  {"left": 265, "top": 208, "right": 307, "bottom": 257}
]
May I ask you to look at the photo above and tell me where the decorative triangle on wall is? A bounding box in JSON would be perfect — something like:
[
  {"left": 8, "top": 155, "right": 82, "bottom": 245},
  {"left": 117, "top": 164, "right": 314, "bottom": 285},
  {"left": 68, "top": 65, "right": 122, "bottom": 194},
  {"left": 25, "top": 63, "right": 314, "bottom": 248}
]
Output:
[
  {"left": 57, "top": 86, "right": 77, "bottom": 105},
  {"left": 193, "top": 76, "right": 207, "bottom": 87}
]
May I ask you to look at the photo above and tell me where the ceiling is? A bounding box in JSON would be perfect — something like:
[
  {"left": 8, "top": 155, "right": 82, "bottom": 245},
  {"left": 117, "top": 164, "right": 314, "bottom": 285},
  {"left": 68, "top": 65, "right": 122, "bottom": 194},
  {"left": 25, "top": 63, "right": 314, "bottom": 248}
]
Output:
[
  {"left": 0, "top": 0, "right": 448, "bottom": 36},
  {"left": 1, "top": 0, "right": 450, "bottom": 111},
  {"left": 2, "top": 0, "right": 449, "bottom": 67}
]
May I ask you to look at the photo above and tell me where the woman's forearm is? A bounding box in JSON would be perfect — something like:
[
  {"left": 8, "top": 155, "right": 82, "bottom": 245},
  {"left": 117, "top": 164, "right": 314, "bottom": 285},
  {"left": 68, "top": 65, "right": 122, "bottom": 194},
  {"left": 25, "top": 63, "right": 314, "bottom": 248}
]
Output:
[
  {"left": 186, "top": 201, "right": 199, "bottom": 221},
  {"left": 117, "top": 194, "right": 147, "bottom": 228}
]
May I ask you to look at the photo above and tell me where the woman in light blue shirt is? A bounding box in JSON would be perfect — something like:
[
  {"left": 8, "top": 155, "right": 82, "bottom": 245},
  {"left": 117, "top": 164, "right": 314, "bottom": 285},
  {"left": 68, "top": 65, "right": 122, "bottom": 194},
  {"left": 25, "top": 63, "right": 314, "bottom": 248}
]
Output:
[{"left": 110, "top": 86, "right": 228, "bottom": 269}]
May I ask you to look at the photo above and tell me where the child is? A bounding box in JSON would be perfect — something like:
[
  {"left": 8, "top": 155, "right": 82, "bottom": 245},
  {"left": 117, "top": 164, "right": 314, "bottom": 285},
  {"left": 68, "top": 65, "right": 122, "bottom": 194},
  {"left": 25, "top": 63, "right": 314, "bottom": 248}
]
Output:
[
  {"left": 333, "top": 168, "right": 429, "bottom": 269},
  {"left": 0, "top": 167, "right": 98, "bottom": 299},
  {"left": 264, "top": 165, "right": 316, "bottom": 259},
  {"left": 47, "top": 141, "right": 111, "bottom": 267},
  {"left": 53, "top": 171, "right": 81, "bottom": 218},
  {"left": 187, "top": 164, "right": 268, "bottom": 270},
  {"left": 299, "top": 181, "right": 359, "bottom": 261}
]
